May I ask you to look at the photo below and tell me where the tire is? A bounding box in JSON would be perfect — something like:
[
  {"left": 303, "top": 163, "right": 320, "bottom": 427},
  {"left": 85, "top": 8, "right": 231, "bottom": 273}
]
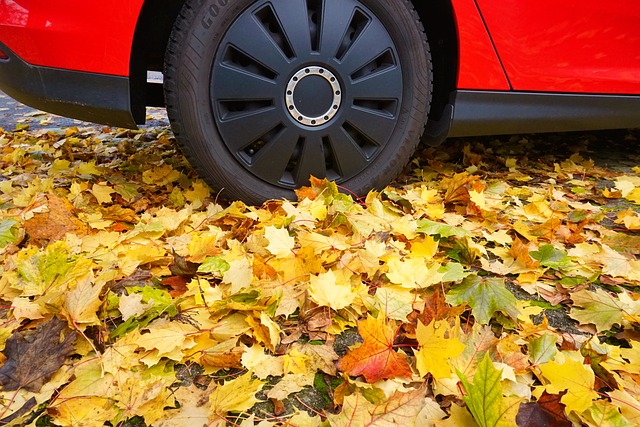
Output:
[{"left": 165, "top": 0, "right": 432, "bottom": 204}]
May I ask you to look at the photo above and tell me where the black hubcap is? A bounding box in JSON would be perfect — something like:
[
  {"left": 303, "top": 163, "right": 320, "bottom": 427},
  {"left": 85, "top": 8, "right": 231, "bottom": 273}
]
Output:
[{"left": 211, "top": 0, "right": 403, "bottom": 188}]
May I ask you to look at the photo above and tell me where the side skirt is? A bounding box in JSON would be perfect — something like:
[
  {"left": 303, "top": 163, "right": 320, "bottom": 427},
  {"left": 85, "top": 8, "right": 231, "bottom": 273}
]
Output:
[{"left": 448, "top": 90, "right": 640, "bottom": 138}]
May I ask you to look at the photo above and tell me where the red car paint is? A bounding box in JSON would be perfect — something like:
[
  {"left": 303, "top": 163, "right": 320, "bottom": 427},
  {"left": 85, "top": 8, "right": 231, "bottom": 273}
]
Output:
[
  {"left": 0, "top": 0, "right": 143, "bottom": 76},
  {"left": 2, "top": 0, "right": 639, "bottom": 94},
  {"left": 450, "top": 0, "right": 510, "bottom": 90},
  {"left": 475, "top": 0, "right": 640, "bottom": 94}
]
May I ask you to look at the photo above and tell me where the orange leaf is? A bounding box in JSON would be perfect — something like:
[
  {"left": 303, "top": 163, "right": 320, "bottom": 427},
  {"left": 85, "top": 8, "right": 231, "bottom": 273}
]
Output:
[{"left": 337, "top": 314, "right": 412, "bottom": 382}]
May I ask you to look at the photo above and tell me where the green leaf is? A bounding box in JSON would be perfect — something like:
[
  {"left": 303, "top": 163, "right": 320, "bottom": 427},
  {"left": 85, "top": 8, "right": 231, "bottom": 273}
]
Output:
[
  {"left": 113, "top": 181, "right": 140, "bottom": 202},
  {"left": 458, "top": 353, "right": 506, "bottom": 427},
  {"left": 0, "top": 218, "right": 18, "bottom": 247},
  {"left": 569, "top": 288, "right": 625, "bottom": 332},
  {"left": 446, "top": 275, "right": 519, "bottom": 324},
  {"left": 529, "top": 333, "right": 558, "bottom": 365},
  {"left": 530, "top": 245, "right": 571, "bottom": 269},
  {"left": 585, "top": 400, "right": 630, "bottom": 427},
  {"left": 416, "top": 219, "right": 471, "bottom": 238},
  {"left": 439, "top": 262, "right": 468, "bottom": 282},
  {"left": 197, "top": 255, "right": 230, "bottom": 274},
  {"left": 14, "top": 242, "right": 91, "bottom": 296}
]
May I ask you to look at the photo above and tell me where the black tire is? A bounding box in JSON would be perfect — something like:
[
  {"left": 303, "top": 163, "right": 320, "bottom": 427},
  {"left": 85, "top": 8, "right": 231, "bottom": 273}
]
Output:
[{"left": 165, "top": 0, "right": 432, "bottom": 204}]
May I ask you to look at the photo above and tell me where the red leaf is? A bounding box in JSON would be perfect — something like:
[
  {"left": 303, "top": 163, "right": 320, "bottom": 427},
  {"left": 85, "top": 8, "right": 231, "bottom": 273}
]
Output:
[{"left": 337, "top": 315, "right": 412, "bottom": 383}]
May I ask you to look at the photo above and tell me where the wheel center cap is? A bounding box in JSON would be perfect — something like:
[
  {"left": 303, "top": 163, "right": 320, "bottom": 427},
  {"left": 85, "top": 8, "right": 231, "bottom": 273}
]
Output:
[{"left": 285, "top": 66, "right": 342, "bottom": 126}]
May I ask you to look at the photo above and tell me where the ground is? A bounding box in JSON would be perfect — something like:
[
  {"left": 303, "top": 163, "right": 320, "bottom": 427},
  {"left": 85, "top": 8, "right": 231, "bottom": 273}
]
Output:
[{"left": 0, "top": 91, "right": 639, "bottom": 426}]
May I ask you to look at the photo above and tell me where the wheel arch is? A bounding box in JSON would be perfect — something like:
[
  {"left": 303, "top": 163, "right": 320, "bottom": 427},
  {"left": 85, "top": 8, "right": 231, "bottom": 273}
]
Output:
[
  {"left": 127, "top": 0, "right": 459, "bottom": 130},
  {"left": 412, "top": 0, "right": 458, "bottom": 142}
]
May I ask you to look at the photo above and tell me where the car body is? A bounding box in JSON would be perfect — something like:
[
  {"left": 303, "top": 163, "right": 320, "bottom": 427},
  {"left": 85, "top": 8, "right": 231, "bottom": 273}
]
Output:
[{"left": 1, "top": 0, "right": 639, "bottom": 202}]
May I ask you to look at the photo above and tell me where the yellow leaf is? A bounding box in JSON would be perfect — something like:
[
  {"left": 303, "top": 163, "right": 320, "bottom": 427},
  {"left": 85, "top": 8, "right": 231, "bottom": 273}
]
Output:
[
  {"left": 209, "top": 372, "right": 263, "bottom": 416},
  {"left": 614, "top": 175, "right": 640, "bottom": 197},
  {"left": 63, "top": 273, "right": 104, "bottom": 330},
  {"left": 11, "top": 296, "right": 46, "bottom": 322},
  {"left": 539, "top": 351, "right": 598, "bottom": 414},
  {"left": 482, "top": 229, "right": 513, "bottom": 246},
  {"left": 90, "top": 182, "right": 115, "bottom": 205},
  {"left": 184, "top": 180, "right": 211, "bottom": 208},
  {"left": 188, "top": 231, "right": 222, "bottom": 263},
  {"left": 241, "top": 345, "right": 284, "bottom": 379},
  {"left": 264, "top": 225, "right": 295, "bottom": 258},
  {"left": 142, "top": 164, "right": 181, "bottom": 185},
  {"left": 601, "top": 340, "right": 640, "bottom": 375},
  {"left": 50, "top": 158, "right": 71, "bottom": 175},
  {"left": 76, "top": 161, "right": 102, "bottom": 176},
  {"left": 266, "top": 373, "right": 312, "bottom": 400},
  {"left": 118, "top": 292, "right": 153, "bottom": 321},
  {"left": 156, "top": 385, "right": 210, "bottom": 426},
  {"left": 309, "top": 269, "right": 356, "bottom": 310},
  {"left": 409, "top": 236, "right": 439, "bottom": 259},
  {"left": 434, "top": 403, "right": 478, "bottom": 427},
  {"left": 608, "top": 389, "right": 640, "bottom": 424},
  {"left": 416, "top": 319, "right": 465, "bottom": 380},
  {"left": 468, "top": 189, "right": 487, "bottom": 210},
  {"left": 625, "top": 188, "right": 640, "bottom": 204},
  {"left": 615, "top": 209, "right": 640, "bottom": 230},
  {"left": 386, "top": 256, "right": 444, "bottom": 288},
  {"left": 135, "top": 318, "right": 198, "bottom": 359},
  {"left": 52, "top": 396, "right": 118, "bottom": 427},
  {"left": 222, "top": 257, "right": 254, "bottom": 294}
]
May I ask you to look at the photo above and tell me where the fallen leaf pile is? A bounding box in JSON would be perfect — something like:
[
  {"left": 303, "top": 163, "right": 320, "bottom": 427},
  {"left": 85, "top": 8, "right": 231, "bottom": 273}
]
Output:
[{"left": 0, "top": 121, "right": 639, "bottom": 426}]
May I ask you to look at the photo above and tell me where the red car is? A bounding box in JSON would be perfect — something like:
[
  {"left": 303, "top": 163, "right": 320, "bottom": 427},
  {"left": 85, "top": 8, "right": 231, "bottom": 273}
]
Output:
[{"left": 1, "top": 0, "right": 639, "bottom": 203}]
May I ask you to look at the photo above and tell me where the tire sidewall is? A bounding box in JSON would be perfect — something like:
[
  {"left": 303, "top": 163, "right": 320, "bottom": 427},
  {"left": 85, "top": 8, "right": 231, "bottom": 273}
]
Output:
[{"left": 167, "top": 0, "right": 431, "bottom": 203}]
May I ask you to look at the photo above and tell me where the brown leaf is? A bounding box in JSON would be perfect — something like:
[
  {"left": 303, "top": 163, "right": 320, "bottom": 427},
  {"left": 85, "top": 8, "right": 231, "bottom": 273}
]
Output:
[
  {"left": 416, "top": 290, "right": 466, "bottom": 328},
  {"left": 169, "top": 249, "right": 199, "bottom": 276},
  {"left": 0, "top": 318, "right": 76, "bottom": 392},
  {"left": 443, "top": 172, "right": 482, "bottom": 205},
  {"left": 516, "top": 391, "right": 571, "bottom": 427},
  {"left": 24, "top": 194, "right": 89, "bottom": 245}
]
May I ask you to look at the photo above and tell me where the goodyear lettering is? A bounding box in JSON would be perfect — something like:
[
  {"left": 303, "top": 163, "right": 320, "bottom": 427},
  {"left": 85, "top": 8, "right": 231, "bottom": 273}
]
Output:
[{"left": 201, "top": 0, "right": 229, "bottom": 29}]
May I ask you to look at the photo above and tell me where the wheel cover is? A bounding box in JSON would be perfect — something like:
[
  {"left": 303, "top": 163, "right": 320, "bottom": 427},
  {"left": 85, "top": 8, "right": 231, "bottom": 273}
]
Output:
[{"left": 211, "top": 0, "right": 403, "bottom": 188}]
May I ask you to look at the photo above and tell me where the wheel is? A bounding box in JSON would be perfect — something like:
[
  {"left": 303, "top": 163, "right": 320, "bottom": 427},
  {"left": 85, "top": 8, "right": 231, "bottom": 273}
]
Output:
[{"left": 165, "top": 0, "right": 432, "bottom": 204}]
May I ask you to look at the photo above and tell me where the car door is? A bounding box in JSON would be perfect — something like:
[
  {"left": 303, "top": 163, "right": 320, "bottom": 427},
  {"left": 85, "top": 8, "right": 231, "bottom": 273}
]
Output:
[{"left": 475, "top": 0, "right": 640, "bottom": 94}]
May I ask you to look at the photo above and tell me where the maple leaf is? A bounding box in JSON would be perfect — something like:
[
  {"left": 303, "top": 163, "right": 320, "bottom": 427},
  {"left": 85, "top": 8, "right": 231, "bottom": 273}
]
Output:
[
  {"left": 458, "top": 353, "right": 520, "bottom": 427},
  {"left": 63, "top": 273, "right": 105, "bottom": 330},
  {"left": 516, "top": 391, "right": 571, "bottom": 427},
  {"left": 446, "top": 275, "right": 519, "bottom": 324},
  {"left": 415, "top": 319, "right": 465, "bottom": 380},
  {"left": 417, "top": 218, "right": 471, "bottom": 238},
  {"left": 530, "top": 244, "right": 571, "bottom": 270},
  {"left": 208, "top": 372, "right": 263, "bottom": 417},
  {"left": 0, "top": 218, "right": 19, "bottom": 247},
  {"left": 581, "top": 400, "right": 631, "bottom": 427},
  {"left": 538, "top": 351, "right": 598, "bottom": 414},
  {"left": 569, "top": 288, "right": 627, "bottom": 332},
  {"left": 294, "top": 176, "right": 340, "bottom": 201},
  {"left": 528, "top": 333, "right": 558, "bottom": 366},
  {"left": 309, "top": 269, "right": 357, "bottom": 311},
  {"left": 264, "top": 225, "right": 295, "bottom": 258},
  {"left": 0, "top": 317, "right": 76, "bottom": 392},
  {"left": 326, "top": 388, "right": 445, "bottom": 427},
  {"left": 337, "top": 314, "right": 412, "bottom": 383}
]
